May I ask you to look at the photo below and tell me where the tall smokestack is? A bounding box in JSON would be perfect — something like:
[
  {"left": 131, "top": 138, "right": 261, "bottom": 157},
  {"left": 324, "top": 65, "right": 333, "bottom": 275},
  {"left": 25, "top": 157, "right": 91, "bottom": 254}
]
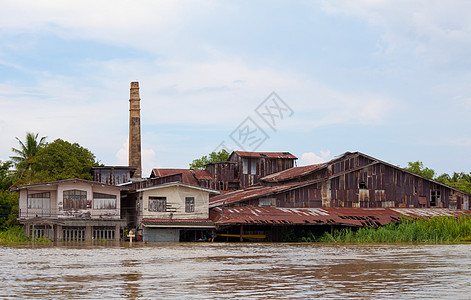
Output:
[{"left": 129, "top": 81, "right": 142, "bottom": 178}]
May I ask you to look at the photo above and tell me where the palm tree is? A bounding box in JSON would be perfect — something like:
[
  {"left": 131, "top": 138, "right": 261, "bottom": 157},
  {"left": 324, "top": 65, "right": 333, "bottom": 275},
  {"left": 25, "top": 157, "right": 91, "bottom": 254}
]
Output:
[{"left": 10, "top": 132, "right": 47, "bottom": 184}]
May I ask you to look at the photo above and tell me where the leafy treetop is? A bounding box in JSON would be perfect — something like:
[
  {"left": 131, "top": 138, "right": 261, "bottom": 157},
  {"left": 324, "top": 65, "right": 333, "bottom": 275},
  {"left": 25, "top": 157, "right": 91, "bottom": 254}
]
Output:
[
  {"left": 31, "top": 138, "right": 99, "bottom": 183},
  {"left": 10, "top": 132, "right": 46, "bottom": 184},
  {"left": 189, "top": 149, "right": 230, "bottom": 170},
  {"left": 0, "top": 160, "right": 18, "bottom": 229},
  {"left": 0, "top": 160, "right": 13, "bottom": 190},
  {"left": 404, "top": 160, "right": 471, "bottom": 194},
  {"left": 403, "top": 161, "right": 435, "bottom": 179}
]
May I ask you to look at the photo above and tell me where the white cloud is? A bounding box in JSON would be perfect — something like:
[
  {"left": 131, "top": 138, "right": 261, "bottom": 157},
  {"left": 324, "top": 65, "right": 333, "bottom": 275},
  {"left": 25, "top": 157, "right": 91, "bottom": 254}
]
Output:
[
  {"left": 0, "top": 55, "right": 398, "bottom": 166},
  {"left": 0, "top": 1, "right": 401, "bottom": 168},
  {"left": 0, "top": 0, "right": 218, "bottom": 57},
  {"left": 299, "top": 150, "right": 332, "bottom": 166},
  {"left": 320, "top": 0, "right": 471, "bottom": 66},
  {"left": 115, "top": 139, "right": 128, "bottom": 166},
  {"left": 141, "top": 148, "right": 157, "bottom": 177}
]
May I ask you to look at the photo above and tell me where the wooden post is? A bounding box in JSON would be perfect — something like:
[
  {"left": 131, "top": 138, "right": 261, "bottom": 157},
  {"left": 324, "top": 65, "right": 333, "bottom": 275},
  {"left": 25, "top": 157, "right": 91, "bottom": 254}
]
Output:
[{"left": 240, "top": 225, "right": 243, "bottom": 242}]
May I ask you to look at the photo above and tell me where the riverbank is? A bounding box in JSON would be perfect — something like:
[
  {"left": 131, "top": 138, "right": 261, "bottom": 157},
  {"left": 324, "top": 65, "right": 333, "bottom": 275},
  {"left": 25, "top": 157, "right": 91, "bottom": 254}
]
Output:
[
  {"left": 316, "top": 216, "right": 471, "bottom": 243},
  {"left": 3, "top": 216, "right": 471, "bottom": 244}
]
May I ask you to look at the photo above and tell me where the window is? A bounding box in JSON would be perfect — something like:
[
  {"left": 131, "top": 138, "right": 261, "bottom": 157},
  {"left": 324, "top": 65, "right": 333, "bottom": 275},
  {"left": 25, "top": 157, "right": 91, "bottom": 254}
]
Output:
[
  {"left": 63, "top": 190, "right": 87, "bottom": 210},
  {"left": 93, "top": 192, "right": 117, "bottom": 209},
  {"left": 27, "top": 192, "right": 50, "bottom": 209},
  {"left": 243, "top": 158, "right": 257, "bottom": 175},
  {"left": 242, "top": 158, "right": 249, "bottom": 174},
  {"left": 250, "top": 159, "right": 257, "bottom": 175},
  {"left": 149, "top": 197, "right": 166, "bottom": 212},
  {"left": 431, "top": 190, "right": 440, "bottom": 207},
  {"left": 185, "top": 197, "right": 195, "bottom": 212},
  {"left": 359, "top": 181, "right": 367, "bottom": 189}
]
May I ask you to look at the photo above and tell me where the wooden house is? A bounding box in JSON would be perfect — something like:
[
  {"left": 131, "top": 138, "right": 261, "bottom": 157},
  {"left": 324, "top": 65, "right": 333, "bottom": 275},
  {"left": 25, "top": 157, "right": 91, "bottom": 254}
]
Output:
[
  {"left": 210, "top": 152, "right": 470, "bottom": 210},
  {"left": 205, "top": 151, "right": 297, "bottom": 190},
  {"left": 208, "top": 152, "right": 471, "bottom": 241}
]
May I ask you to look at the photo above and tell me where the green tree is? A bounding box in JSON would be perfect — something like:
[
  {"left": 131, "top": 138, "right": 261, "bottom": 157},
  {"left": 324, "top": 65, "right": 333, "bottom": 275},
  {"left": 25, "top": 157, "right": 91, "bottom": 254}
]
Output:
[
  {"left": 189, "top": 149, "right": 230, "bottom": 170},
  {"left": 0, "top": 160, "right": 18, "bottom": 230},
  {"left": 32, "top": 138, "right": 99, "bottom": 182},
  {"left": 0, "top": 160, "right": 13, "bottom": 190},
  {"left": 0, "top": 190, "right": 19, "bottom": 230},
  {"left": 10, "top": 132, "right": 46, "bottom": 184},
  {"left": 404, "top": 161, "right": 435, "bottom": 179},
  {"left": 436, "top": 172, "right": 471, "bottom": 194}
]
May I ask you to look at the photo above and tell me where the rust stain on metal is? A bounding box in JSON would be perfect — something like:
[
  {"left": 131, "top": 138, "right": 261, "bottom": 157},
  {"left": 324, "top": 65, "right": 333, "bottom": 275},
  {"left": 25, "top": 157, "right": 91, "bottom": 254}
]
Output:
[{"left": 210, "top": 207, "right": 470, "bottom": 228}]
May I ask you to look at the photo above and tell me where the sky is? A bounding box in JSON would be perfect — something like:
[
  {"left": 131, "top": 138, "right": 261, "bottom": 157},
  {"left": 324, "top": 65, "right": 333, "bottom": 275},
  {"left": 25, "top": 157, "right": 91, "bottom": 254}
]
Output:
[{"left": 1, "top": 0, "right": 471, "bottom": 177}]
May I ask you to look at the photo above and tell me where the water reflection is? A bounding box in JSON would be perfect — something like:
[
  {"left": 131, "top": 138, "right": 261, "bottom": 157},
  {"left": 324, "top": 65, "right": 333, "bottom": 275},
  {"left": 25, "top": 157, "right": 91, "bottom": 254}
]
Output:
[{"left": 0, "top": 243, "right": 470, "bottom": 299}]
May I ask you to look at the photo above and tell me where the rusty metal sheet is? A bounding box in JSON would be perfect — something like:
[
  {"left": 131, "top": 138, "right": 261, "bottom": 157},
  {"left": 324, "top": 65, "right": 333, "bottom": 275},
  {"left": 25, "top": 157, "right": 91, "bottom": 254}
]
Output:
[
  {"left": 233, "top": 151, "right": 297, "bottom": 159},
  {"left": 260, "top": 163, "right": 328, "bottom": 183},
  {"left": 209, "top": 180, "right": 320, "bottom": 207},
  {"left": 141, "top": 218, "right": 214, "bottom": 227},
  {"left": 10, "top": 178, "right": 128, "bottom": 191},
  {"left": 191, "top": 169, "right": 214, "bottom": 181},
  {"left": 210, "top": 207, "right": 470, "bottom": 228},
  {"left": 149, "top": 168, "right": 214, "bottom": 186}
]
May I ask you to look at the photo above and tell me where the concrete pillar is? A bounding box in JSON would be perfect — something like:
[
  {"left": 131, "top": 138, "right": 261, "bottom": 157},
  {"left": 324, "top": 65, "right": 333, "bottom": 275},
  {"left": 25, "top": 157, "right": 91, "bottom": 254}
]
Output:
[
  {"left": 85, "top": 226, "right": 92, "bottom": 241},
  {"left": 129, "top": 82, "right": 142, "bottom": 178},
  {"left": 115, "top": 225, "right": 120, "bottom": 242},
  {"left": 24, "top": 224, "right": 30, "bottom": 239},
  {"left": 56, "top": 225, "right": 63, "bottom": 241}
]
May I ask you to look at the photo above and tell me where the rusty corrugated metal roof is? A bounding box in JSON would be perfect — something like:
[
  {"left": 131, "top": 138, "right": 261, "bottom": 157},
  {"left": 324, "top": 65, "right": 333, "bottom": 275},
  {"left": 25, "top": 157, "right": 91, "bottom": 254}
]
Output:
[
  {"left": 192, "top": 169, "right": 214, "bottom": 181},
  {"left": 209, "top": 180, "right": 319, "bottom": 207},
  {"left": 151, "top": 168, "right": 187, "bottom": 178},
  {"left": 150, "top": 168, "right": 214, "bottom": 185},
  {"left": 233, "top": 151, "right": 297, "bottom": 159},
  {"left": 260, "top": 162, "right": 329, "bottom": 183},
  {"left": 210, "top": 207, "right": 469, "bottom": 228},
  {"left": 10, "top": 178, "right": 129, "bottom": 191}
]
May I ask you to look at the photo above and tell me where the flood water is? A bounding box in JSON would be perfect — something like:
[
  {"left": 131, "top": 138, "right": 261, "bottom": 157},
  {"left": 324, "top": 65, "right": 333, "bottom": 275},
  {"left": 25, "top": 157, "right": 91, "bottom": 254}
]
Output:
[{"left": 1, "top": 242, "right": 470, "bottom": 299}]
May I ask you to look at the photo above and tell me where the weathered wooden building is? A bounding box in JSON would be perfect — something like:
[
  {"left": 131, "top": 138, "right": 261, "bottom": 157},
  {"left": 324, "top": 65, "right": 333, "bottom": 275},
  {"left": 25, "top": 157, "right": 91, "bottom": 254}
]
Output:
[
  {"left": 91, "top": 166, "right": 136, "bottom": 186},
  {"left": 208, "top": 152, "right": 471, "bottom": 242},
  {"left": 205, "top": 151, "right": 297, "bottom": 190},
  {"left": 14, "top": 178, "right": 128, "bottom": 241},
  {"left": 210, "top": 152, "right": 470, "bottom": 210}
]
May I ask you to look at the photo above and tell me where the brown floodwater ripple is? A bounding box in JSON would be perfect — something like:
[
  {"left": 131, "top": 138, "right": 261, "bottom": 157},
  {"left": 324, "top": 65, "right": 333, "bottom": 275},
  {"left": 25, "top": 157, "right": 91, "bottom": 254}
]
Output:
[{"left": 1, "top": 242, "right": 470, "bottom": 299}]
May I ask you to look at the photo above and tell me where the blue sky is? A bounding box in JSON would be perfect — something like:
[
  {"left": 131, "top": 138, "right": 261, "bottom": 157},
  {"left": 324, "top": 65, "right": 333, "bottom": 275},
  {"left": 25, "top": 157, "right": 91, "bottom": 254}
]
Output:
[{"left": 1, "top": 0, "right": 471, "bottom": 177}]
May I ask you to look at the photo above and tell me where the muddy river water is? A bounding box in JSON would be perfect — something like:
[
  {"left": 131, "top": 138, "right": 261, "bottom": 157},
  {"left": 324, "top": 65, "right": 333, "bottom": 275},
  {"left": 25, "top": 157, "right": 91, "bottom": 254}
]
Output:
[{"left": 0, "top": 242, "right": 470, "bottom": 299}]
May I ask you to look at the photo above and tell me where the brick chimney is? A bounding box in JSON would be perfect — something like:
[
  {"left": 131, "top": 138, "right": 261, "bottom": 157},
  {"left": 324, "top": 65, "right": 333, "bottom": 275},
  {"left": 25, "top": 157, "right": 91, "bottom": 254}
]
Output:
[{"left": 129, "top": 81, "right": 142, "bottom": 178}]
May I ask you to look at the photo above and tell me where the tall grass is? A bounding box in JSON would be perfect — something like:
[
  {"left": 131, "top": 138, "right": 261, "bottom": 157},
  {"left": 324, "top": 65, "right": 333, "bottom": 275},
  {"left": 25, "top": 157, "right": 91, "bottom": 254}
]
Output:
[
  {"left": 0, "top": 225, "right": 51, "bottom": 243},
  {"left": 0, "top": 226, "right": 29, "bottom": 243},
  {"left": 317, "top": 216, "right": 471, "bottom": 243}
]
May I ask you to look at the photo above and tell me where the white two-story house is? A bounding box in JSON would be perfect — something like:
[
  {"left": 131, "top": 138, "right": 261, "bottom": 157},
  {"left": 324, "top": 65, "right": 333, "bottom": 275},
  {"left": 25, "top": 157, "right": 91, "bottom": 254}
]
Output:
[{"left": 14, "top": 178, "right": 128, "bottom": 241}]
